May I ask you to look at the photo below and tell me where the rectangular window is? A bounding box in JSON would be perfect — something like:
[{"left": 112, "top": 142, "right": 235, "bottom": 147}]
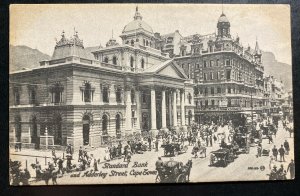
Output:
[
  {"left": 216, "top": 59, "right": 219, "bottom": 66},
  {"left": 212, "top": 100, "right": 215, "bottom": 106},
  {"left": 204, "top": 61, "right": 207, "bottom": 68},
  {"left": 228, "top": 87, "right": 231, "bottom": 94},
  {"left": 217, "top": 72, "right": 220, "bottom": 80},
  {"left": 196, "top": 64, "right": 199, "bottom": 69},
  {"left": 226, "top": 59, "right": 230, "bottom": 66},
  {"left": 14, "top": 88, "right": 20, "bottom": 105},
  {"left": 211, "top": 87, "right": 214, "bottom": 95},
  {"left": 210, "top": 72, "right": 214, "bottom": 80},
  {"left": 205, "top": 100, "right": 208, "bottom": 106},
  {"left": 204, "top": 73, "right": 207, "bottom": 81},
  {"left": 217, "top": 87, "right": 221, "bottom": 94},
  {"left": 210, "top": 60, "right": 214, "bottom": 67}
]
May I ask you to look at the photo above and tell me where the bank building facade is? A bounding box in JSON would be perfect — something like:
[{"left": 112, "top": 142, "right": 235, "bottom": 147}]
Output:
[{"left": 9, "top": 7, "right": 195, "bottom": 150}]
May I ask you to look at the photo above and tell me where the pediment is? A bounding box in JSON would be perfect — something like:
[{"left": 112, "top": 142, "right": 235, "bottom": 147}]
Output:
[{"left": 157, "top": 61, "right": 187, "bottom": 79}]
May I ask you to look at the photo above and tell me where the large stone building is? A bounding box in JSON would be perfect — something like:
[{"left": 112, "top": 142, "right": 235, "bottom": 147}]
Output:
[
  {"left": 9, "top": 7, "right": 195, "bottom": 150},
  {"left": 9, "top": 7, "right": 287, "bottom": 150}
]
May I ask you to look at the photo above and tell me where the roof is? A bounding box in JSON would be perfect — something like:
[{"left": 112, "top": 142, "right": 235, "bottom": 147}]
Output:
[
  {"left": 143, "top": 59, "right": 188, "bottom": 79},
  {"left": 218, "top": 13, "right": 230, "bottom": 23},
  {"left": 122, "top": 7, "right": 153, "bottom": 34}
]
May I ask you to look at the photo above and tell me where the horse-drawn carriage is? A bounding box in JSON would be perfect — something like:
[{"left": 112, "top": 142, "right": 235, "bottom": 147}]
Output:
[
  {"left": 232, "top": 133, "right": 250, "bottom": 154},
  {"left": 156, "top": 160, "right": 192, "bottom": 183},
  {"left": 209, "top": 148, "right": 235, "bottom": 167},
  {"left": 161, "top": 143, "right": 188, "bottom": 157}
]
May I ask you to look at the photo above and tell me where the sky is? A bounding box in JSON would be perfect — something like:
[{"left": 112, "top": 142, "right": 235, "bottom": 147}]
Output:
[{"left": 10, "top": 4, "right": 291, "bottom": 65}]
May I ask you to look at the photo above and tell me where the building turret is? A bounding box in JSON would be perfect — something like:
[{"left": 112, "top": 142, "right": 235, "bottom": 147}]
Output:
[
  {"left": 254, "top": 38, "right": 262, "bottom": 64},
  {"left": 217, "top": 13, "right": 231, "bottom": 39}
]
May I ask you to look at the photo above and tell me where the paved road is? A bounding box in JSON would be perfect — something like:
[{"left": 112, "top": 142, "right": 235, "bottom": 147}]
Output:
[{"left": 11, "top": 122, "right": 294, "bottom": 185}]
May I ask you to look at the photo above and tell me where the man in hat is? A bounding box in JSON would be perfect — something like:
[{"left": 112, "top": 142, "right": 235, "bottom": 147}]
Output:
[
  {"left": 272, "top": 145, "right": 278, "bottom": 161},
  {"left": 155, "top": 157, "right": 164, "bottom": 182},
  {"left": 78, "top": 146, "right": 83, "bottom": 161},
  {"left": 287, "top": 159, "right": 295, "bottom": 179},
  {"left": 278, "top": 145, "right": 285, "bottom": 162},
  {"left": 270, "top": 165, "right": 278, "bottom": 180},
  {"left": 283, "top": 140, "right": 290, "bottom": 155}
]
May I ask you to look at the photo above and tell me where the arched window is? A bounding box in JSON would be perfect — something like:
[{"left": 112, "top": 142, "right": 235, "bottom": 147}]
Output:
[
  {"left": 15, "top": 115, "right": 22, "bottom": 142},
  {"left": 112, "top": 56, "right": 117, "bottom": 65},
  {"left": 53, "top": 115, "right": 62, "bottom": 145},
  {"left": 141, "top": 58, "right": 145, "bottom": 69},
  {"left": 104, "top": 57, "right": 109, "bottom": 63},
  {"left": 116, "top": 114, "right": 121, "bottom": 139},
  {"left": 102, "top": 86, "right": 109, "bottom": 103},
  {"left": 131, "top": 89, "right": 135, "bottom": 104},
  {"left": 102, "top": 115, "right": 108, "bottom": 135},
  {"left": 84, "top": 82, "right": 91, "bottom": 102},
  {"left": 130, "top": 56, "right": 134, "bottom": 71},
  {"left": 146, "top": 40, "right": 148, "bottom": 46}
]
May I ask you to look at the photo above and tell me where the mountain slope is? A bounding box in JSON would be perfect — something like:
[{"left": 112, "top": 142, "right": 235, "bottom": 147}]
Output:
[
  {"left": 9, "top": 45, "right": 51, "bottom": 72},
  {"left": 262, "top": 51, "right": 292, "bottom": 91}
]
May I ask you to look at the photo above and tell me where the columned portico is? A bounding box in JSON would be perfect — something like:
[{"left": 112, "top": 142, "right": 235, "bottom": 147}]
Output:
[{"left": 135, "top": 90, "right": 141, "bottom": 133}]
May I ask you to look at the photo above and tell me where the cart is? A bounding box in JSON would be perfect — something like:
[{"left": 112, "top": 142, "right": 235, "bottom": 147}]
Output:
[
  {"left": 209, "top": 148, "right": 234, "bottom": 167},
  {"left": 155, "top": 160, "right": 192, "bottom": 183},
  {"left": 233, "top": 133, "right": 250, "bottom": 154},
  {"left": 161, "top": 143, "right": 188, "bottom": 157}
]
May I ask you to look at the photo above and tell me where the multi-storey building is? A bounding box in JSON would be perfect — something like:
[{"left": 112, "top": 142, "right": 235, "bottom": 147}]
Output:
[
  {"left": 173, "top": 13, "right": 265, "bottom": 126},
  {"left": 9, "top": 7, "right": 195, "bottom": 150}
]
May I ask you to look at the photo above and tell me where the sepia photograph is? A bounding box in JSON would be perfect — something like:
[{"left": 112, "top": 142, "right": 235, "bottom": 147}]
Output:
[{"left": 9, "top": 4, "right": 294, "bottom": 185}]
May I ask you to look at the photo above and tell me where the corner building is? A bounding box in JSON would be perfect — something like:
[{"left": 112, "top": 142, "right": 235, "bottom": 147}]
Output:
[
  {"left": 9, "top": 8, "right": 194, "bottom": 151},
  {"left": 173, "top": 13, "right": 265, "bottom": 125}
]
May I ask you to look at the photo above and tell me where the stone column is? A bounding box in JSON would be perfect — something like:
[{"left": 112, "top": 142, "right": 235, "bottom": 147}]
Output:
[
  {"left": 168, "top": 91, "right": 173, "bottom": 126},
  {"left": 173, "top": 90, "right": 178, "bottom": 127},
  {"left": 181, "top": 90, "right": 186, "bottom": 127},
  {"left": 161, "top": 89, "right": 167, "bottom": 130},
  {"left": 150, "top": 87, "right": 157, "bottom": 131},
  {"left": 125, "top": 88, "right": 132, "bottom": 134},
  {"left": 135, "top": 89, "right": 141, "bottom": 133}
]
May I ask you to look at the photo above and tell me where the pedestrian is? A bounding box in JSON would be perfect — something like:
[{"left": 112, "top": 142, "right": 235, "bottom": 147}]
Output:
[
  {"left": 155, "top": 139, "right": 159, "bottom": 152},
  {"left": 278, "top": 145, "right": 285, "bottom": 162},
  {"left": 283, "top": 140, "right": 290, "bottom": 155},
  {"left": 78, "top": 146, "right": 83, "bottom": 161},
  {"left": 272, "top": 145, "right": 278, "bottom": 161},
  {"left": 257, "top": 143, "right": 262, "bottom": 158},
  {"left": 117, "top": 141, "right": 122, "bottom": 157},
  {"left": 268, "top": 134, "right": 273, "bottom": 144},
  {"left": 83, "top": 148, "right": 89, "bottom": 160},
  {"left": 148, "top": 137, "right": 152, "bottom": 151},
  {"left": 287, "top": 159, "right": 295, "bottom": 179},
  {"left": 155, "top": 157, "right": 164, "bottom": 182},
  {"left": 57, "top": 157, "right": 64, "bottom": 175}
]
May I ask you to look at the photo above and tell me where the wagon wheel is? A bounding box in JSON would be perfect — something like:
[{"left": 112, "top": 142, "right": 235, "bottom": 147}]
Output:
[{"left": 176, "top": 174, "right": 187, "bottom": 183}]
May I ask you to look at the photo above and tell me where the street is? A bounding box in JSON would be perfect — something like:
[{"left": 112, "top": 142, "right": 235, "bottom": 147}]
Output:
[{"left": 10, "top": 121, "right": 294, "bottom": 185}]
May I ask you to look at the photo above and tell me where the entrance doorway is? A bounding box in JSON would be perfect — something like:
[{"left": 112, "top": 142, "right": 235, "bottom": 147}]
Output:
[{"left": 82, "top": 115, "right": 90, "bottom": 145}]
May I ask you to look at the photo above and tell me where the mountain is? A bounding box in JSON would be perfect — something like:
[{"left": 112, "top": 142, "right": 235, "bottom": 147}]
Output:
[
  {"left": 262, "top": 51, "right": 292, "bottom": 91},
  {"left": 9, "top": 45, "right": 51, "bottom": 73},
  {"left": 9, "top": 45, "right": 293, "bottom": 91}
]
